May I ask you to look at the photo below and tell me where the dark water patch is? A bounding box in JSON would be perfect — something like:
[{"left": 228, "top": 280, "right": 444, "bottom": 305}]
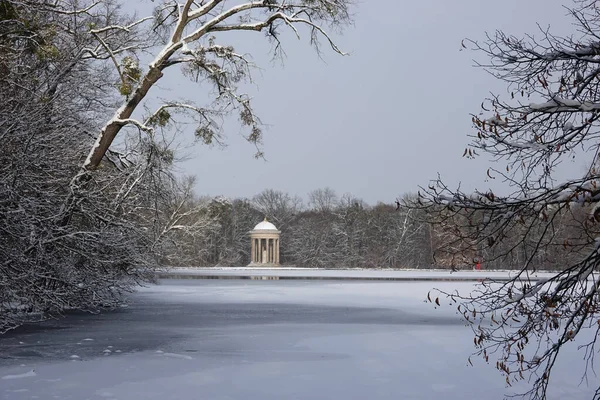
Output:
[{"left": 0, "top": 297, "right": 462, "bottom": 366}]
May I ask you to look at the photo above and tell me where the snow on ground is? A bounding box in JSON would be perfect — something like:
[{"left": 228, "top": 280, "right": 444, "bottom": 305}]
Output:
[
  {"left": 0, "top": 279, "right": 595, "bottom": 400},
  {"left": 161, "top": 267, "right": 554, "bottom": 280}
]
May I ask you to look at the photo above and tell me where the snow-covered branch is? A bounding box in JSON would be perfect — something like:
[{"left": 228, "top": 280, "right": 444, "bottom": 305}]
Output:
[
  {"left": 77, "top": 0, "right": 350, "bottom": 173},
  {"left": 411, "top": 3, "right": 600, "bottom": 397}
]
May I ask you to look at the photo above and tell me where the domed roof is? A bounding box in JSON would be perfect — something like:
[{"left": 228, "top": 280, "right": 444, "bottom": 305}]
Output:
[{"left": 252, "top": 218, "right": 278, "bottom": 231}]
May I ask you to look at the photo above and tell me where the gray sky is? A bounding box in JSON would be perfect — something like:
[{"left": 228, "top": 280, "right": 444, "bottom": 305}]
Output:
[{"left": 131, "top": 0, "right": 578, "bottom": 205}]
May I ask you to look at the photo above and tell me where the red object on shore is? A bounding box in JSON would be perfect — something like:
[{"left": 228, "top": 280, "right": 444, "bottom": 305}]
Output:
[{"left": 475, "top": 261, "right": 481, "bottom": 270}]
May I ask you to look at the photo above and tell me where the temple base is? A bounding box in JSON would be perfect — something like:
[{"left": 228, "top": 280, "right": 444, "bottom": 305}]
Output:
[{"left": 247, "top": 262, "right": 280, "bottom": 267}]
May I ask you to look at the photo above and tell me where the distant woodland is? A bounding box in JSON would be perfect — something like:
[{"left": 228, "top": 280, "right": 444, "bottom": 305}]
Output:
[{"left": 164, "top": 188, "right": 583, "bottom": 271}]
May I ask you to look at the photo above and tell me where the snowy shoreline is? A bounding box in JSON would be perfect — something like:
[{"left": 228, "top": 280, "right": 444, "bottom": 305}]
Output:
[{"left": 157, "top": 267, "right": 554, "bottom": 281}]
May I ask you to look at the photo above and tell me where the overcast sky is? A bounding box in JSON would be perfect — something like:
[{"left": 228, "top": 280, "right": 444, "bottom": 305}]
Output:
[{"left": 130, "top": 0, "right": 579, "bottom": 205}]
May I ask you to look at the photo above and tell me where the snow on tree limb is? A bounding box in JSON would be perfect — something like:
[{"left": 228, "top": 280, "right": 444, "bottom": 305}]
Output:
[
  {"left": 75, "top": 0, "right": 351, "bottom": 175},
  {"left": 407, "top": 2, "right": 600, "bottom": 398}
]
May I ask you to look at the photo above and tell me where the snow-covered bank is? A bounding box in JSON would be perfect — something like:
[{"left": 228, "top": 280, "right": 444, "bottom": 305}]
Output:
[{"left": 159, "top": 267, "right": 554, "bottom": 281}]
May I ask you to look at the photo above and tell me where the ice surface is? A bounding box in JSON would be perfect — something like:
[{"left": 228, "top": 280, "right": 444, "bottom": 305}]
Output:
[
  {"left": 160, "top": 352, "right": 193, "bottom": 360},
  {"left": 0, "top": 279, "right": 594, "bottom": 400},
  {"left": 1, "top": 370, "right": 36, "bottom": 380}
]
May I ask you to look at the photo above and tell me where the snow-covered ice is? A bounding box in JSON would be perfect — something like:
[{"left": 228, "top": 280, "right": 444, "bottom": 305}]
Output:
[
  {"left": 0, "top": 279, "right": 595, "bottom": 399},
  {"left": 159, "top": 353, "right": 193, "bottom": 360},
  {"left": 161, "top": 267, "right": 554, "bottom": 280},
  {"left": 1, "top": 370, "right": 36, "bottom": 380}
]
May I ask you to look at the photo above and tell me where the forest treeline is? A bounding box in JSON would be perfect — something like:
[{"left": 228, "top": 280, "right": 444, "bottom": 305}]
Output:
[
  {"left": 163, "top": 188, "right": 587, "bottom": 271},
  {"left": 162, "top": 189, "right": 433, "bottom": 269}
]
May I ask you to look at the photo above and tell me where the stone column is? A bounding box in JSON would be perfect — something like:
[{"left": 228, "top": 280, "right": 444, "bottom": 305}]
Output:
[
  {"left": 251, "top": 238, "right": 255, "bottom": 264},
  {"left": 275, "top": 239, "right": 279, "bottom": 264}
]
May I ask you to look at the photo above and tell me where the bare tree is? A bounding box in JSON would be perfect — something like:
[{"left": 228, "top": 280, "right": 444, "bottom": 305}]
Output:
[
  {"left": 198, "top": 196, "right": 257, "bottom": 266},
  {"left": 252, "top": 189, "right": 302, "bottom": 227},
  {"left": 68, "top": 0, "right": 352, "bottom": 187},
  {"left": 147, "top": 176, "right": 221, "bottom": 266},
  {"left": 0, "top": 0, "right": 141, "bottom": 332},
  {"left": 331, "top": 193, "right": 367, "bottom": 267},
  {"left": 368, "top": 200, "right": 432, "bottom": 269},
  {"left": 308, "top": 187, "right": 338, "bottom": 213},
  {"left": 286, "top": 209, "right": 341, "bottom": 267},
  {"left": 0, "top": 0, "right": 235, "bottom": 332},
  {"left": 410, "top": 1, "right": 600, "bottom": 398}
]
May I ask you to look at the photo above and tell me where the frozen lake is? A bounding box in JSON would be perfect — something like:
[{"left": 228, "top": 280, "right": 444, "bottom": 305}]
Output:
[{"left": 0, "top": 279, "right": 595, "bottom": 399}]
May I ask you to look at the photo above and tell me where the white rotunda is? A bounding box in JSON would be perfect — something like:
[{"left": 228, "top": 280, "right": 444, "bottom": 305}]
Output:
[{"left": 248, "top": 218, "right": 281, "bottom": 266}]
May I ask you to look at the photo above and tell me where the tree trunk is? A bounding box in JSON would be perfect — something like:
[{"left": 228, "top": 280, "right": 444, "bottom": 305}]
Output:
[{"left": 84, "top": 67, "right": 164, "bottom": 170}]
